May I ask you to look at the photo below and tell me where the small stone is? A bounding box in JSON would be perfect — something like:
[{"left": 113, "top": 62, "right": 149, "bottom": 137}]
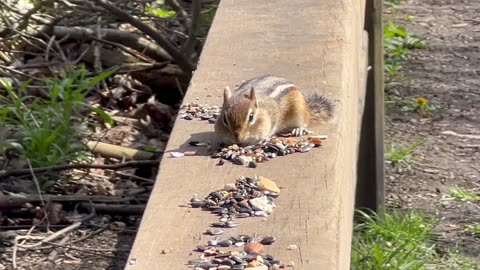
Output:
[
  {"left": 218, "top": 239, "right": 233, "bottom": 247},
  {"left": 308, "top": 137, "right": 323, "bottom": 146},
  {"left": 184, "top": 150, "right": 197, "bottom": 156},
  {"left": 244, "top": 242, "right": 265, "bottom": 255},
  {"left": 208, "top": 118, "right": 217, "bottom": 123},
  {"left": 286, "top": 244, "right": 298, "bottom": 250},
  {"left": 160, "top": 248, "right": 172, "bottom": 254},
  {"left": 259, "top": 176, "right": 280, "bottom": 194},
  {"left": 249, "top": 196, "right": 274, "bottom": 214},
  {"left": 229, "top": 144, "right": 240, "bottom": 151},
  {"left": 206, "top": 229, "right": 224, "bottom": 235},
  {"left": 224, "top": 183, "right": 236, "bottom": 190},
  {"left": 170, "top": 152, "right": 184, "bottom": 158},
  {"left": 248, "top": 161, "right": 257, "bottom": 168},
  {"left": 284, "top": 137, "right": 299, "bottom": 145},
  {"left": 233, "top": 156, "right": 247, "bottom": 165},
  {"left": 260, "top": 236, "right": 276, "bottom": 245},
  {"left": 204, "top": 249, "right": 218, "bottom": 256}
]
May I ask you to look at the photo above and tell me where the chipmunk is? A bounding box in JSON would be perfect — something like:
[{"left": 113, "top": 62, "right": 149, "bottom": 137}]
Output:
[{"left": 214, "top": 75, "right": 334, "bottom": 146}]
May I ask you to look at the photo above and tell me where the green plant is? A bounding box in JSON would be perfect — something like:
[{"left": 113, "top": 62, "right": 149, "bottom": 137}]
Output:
[
  {"left": 386, "top": 96, "right": 441, "bottom": 117},
  {"left": 0, "top": 65, "right": 113, "bottom": 169},
  {"left": 429, "top": 249, "right": 480, "bottom": 270},
  {"left": 385, "top": 139, "right": 423, "bottom": 165},
  {"left": 145, "top": 5, "right": 176, "bottom": 19},
  {"left": 198, "top": 0, "right": 220, "bottom": 38},
  {"left": 463, "top": 223, "right": 480, "bottom": 235},
  {"left": 384, "top": 21, "right": 425, "bottom": 78},
  {"left": 448, "top": 187, "right": 480, "bottom": 201},
  {"left": 384, "top": 0, "right": 425, "bottom": 79},
  {"left": 351, "top": 209, "right": 436, "bottom": 270}
]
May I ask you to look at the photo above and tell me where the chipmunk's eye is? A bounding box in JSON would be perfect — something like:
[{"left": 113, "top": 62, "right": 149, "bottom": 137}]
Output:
[{"left": 248, "top": 112, "right": 254, "bottom": 123}]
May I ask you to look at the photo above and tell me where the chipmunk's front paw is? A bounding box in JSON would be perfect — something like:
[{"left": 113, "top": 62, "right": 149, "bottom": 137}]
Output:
[{"left": 291, "top": 127, "right": 312, "bottom": 137}]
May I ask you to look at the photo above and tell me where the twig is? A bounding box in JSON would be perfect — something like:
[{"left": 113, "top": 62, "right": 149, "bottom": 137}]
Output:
[
  {"left": 0, "top": 0, "right": 51, "bottom": 37},
  {"left": 47, "top": 234, "right": 70, "bottom": 261},
  {"left": 12, "top": 235, "right": 18, "bottom": 269},
  {"left": 0, "top": 160, "right": 160, "bottom": 180},
  {"left": 91, "top": 0, "right": 195, "bottom": 72},
  {"left": 16, "top": 0, "right": 53, "bottom": 32},
  {"left": 79, "top": 203, "right": 145, "bottom": 215},
  {"left": 70, "top": 226, "right": 109, "bottom": 244},
  {"left": 93, "top": 17, "right": 103, "bottom": 74},
  {"left": 16, "top": 212, "right": 95, "bottom": 249},
  {"left": 115, "top": 171, "right": 155, "bottom": 183},
  {"left": 90, "top": 36, "right": 153, "bottom": 63},
  {"left": 31, "top": 241, "right": 127, "bottom": 257},
  {"left": 182, "top": 0, "right": 201, "bottom": 56},
  {"left": 86, "top": 141, "right": 158, "bottom": 160},
  {"left": 26, "top": 158, "right": 45, "bottom": 206},
  {"left": 15, "top": 222, "right": 81, "bottom": 249},
  {"left": 30, "top": 25, "right": 172, "bottom": 63},
  {"left": 0, "top": 64, "right": 40, "bottom": 81},
  {"left": 0, "top": 193, "right": 147, "bottom": 209}
]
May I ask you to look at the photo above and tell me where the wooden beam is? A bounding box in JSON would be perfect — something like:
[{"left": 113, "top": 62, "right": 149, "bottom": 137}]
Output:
[
  {"left": 125, "top": 0, "right": 366, "bottom": 269},
  {"left": 356, "top": 0, "right": 385, "bottom": 212}
]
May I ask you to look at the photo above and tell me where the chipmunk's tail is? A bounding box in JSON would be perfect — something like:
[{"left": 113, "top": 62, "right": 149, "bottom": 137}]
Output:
[{"left": 305, "top": 93, "right": 334, "bottom": 123}]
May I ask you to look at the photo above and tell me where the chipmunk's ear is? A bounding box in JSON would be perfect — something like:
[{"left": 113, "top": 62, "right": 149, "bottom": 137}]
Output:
[
  {"left": 223, "top": 86, "right": 232, "bottom": 102},
  {"left": 249, "top": 87, "right": 258, "bottom": 108}
]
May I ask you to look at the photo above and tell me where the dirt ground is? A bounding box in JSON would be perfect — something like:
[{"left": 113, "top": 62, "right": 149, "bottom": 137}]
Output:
[{"left": 385, "top": 0, "right": 480, "bottom": 259}]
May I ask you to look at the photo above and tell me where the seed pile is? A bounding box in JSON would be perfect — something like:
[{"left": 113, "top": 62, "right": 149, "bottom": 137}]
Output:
[
  {"left": 189, "top": 176, "right": 280, "bottom": 227},
  {"left": 211, "top": 136, "right": 326, "bottom": 168},
  {"left": 179, "top": 103, "right": 220, "bottom": 123},
  {"left": 188, "top": 176, "right": 290, "bottom": 270},
  {"left": 190, "top": 234, "right": 284, "bottom": 270}
]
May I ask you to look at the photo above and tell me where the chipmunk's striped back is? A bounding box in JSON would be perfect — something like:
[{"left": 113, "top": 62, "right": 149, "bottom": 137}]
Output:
[{"left": 236, "top": 75, "right": 296, "bottom": 100}]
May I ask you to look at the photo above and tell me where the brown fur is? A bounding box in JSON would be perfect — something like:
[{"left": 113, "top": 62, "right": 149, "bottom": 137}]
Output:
[
  {"left": 214, "top": 76, "right": 334, "bottom": 146},
  {"left": 278, "top": 87, "right": 310, "bottom": 132}
]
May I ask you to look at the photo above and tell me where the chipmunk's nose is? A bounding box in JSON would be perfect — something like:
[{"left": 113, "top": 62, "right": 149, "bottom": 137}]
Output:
[{"left": 234, "top": 131, "right": 241, "bottom": 141}]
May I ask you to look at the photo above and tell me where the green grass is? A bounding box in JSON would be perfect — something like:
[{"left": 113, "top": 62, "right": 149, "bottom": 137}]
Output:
[
  {"left": 0, "top": 65, "right": 113, "bottom": 170},
  {"left": 351, "top": 209, "right": 480, "bottom": 270},
  {"left": 448, "top": 187, "right": 480, "bottom": 202},
  {"left": 384, "top": 1, "right": 426, "bottom": 79},
  {"left": 463, "top": 223, "right": 480, "bottom": 236},
  {"left": 385, "top": 139, "right": 423, "bottom": 166},
  {"left": 352, "top": 209, "right": 436, "bottom": 270}
]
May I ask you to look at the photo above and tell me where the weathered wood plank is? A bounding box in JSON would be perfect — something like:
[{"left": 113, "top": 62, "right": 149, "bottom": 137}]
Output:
[
  {"left": 125, "top": 0, "right": 365, "bottom": 269},
  {"left": 356, "top": 0, "right": 385, "bottom": 212}
]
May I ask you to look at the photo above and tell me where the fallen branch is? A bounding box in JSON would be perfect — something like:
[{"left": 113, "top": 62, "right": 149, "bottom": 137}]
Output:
[
  {"left": 91, "top": 0, "right": 195, "bottom": 72},
  {"left": 29, "top": 25, "right": 172, "bottom": 63},
  {"left": 79, "top": 203, "right": 145, "bottom": 215},
  {"left": 0, "top": 159, "right": 160, "bottom": 180},
  {"left": 47, "top": 234, "right": 70, "bottom": 262},
  {"left": 182, "top": 0, "right": 201, "bottom": 56},
  {"left": 0, "top": 192, "right": 147, "bottom": 208},
  {"left": 86, "top": 141, "right": 160, "bottom": 160}
]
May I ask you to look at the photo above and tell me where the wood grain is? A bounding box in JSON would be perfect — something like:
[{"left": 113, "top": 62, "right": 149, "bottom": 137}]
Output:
[{"left": 125, "top": 0, "right": 365, "bottom": 269}]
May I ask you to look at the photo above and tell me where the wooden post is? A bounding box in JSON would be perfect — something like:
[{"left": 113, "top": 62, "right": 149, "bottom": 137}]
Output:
[{"left": 356, "top": 0, "right": 385, "bottom": 212}]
